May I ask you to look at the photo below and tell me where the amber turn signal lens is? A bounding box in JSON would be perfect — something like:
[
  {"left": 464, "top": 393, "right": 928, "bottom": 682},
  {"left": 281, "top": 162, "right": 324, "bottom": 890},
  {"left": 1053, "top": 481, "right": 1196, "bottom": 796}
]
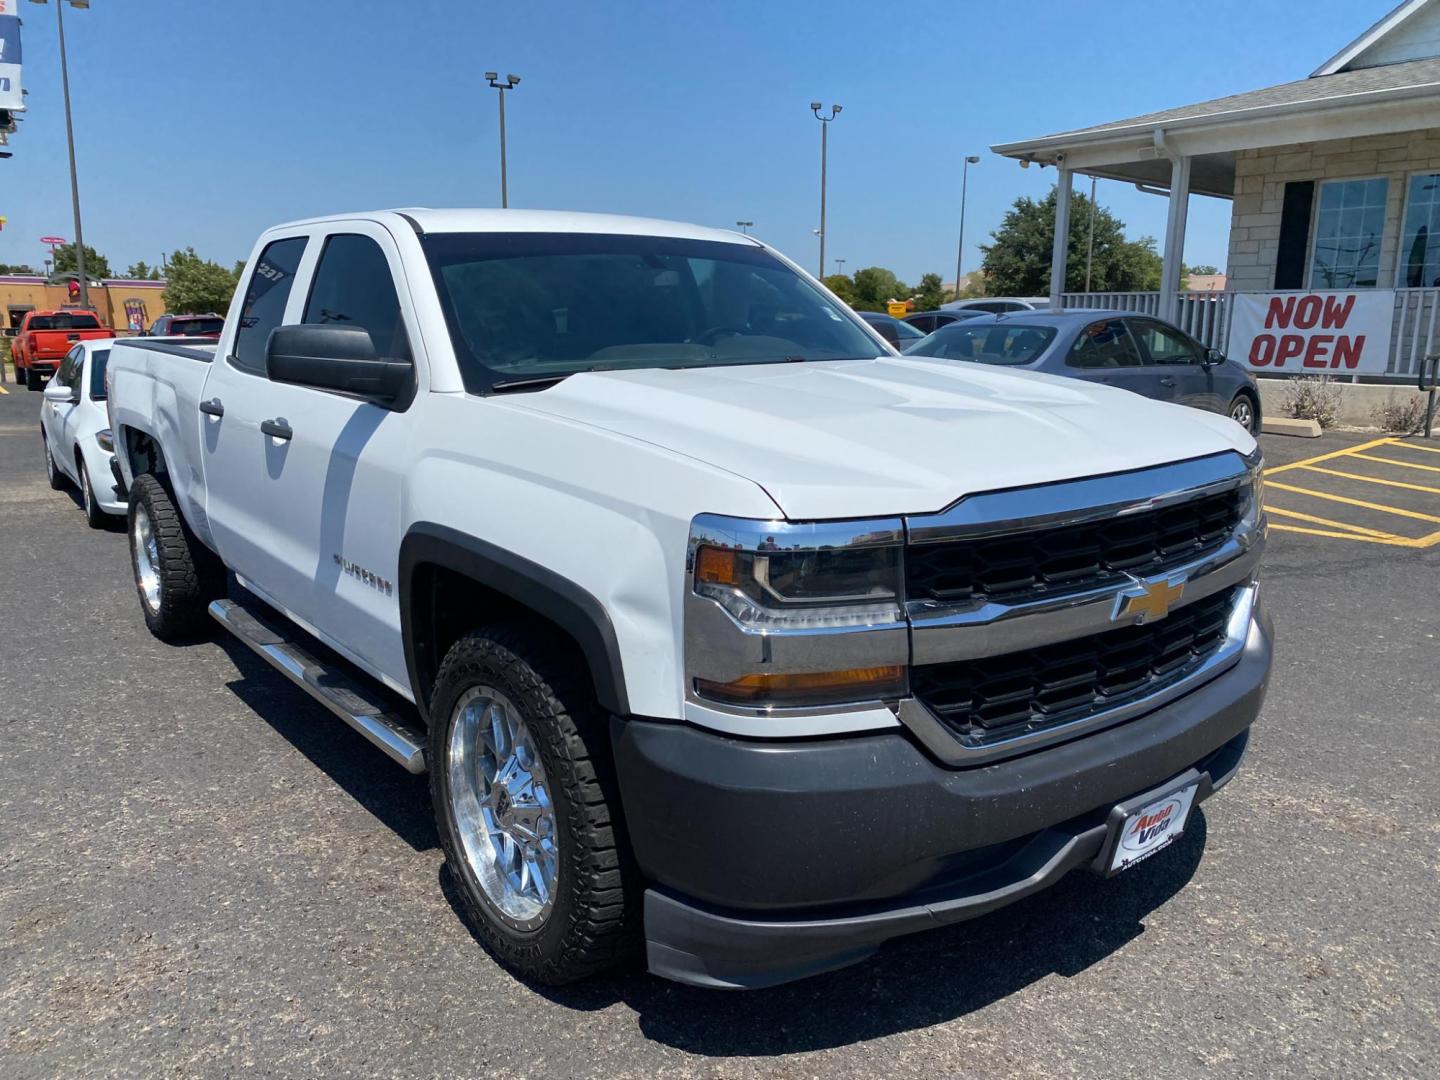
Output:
[
  {"left": 695, "top": 665, "right": 906, "bottom": 707},
  {"left": 695, "top": 545, "right": 740, "bottom": 586}
]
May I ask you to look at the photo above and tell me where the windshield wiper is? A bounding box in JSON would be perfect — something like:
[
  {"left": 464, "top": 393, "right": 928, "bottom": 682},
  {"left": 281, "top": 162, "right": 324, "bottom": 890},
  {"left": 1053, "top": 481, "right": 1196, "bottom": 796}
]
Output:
[{"left": 490, "top": 374, "right": 573, "bottom": 394}]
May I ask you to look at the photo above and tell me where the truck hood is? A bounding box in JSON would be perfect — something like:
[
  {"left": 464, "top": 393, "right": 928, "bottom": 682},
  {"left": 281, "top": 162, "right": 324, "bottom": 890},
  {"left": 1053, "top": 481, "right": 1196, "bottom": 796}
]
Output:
[{"left": 504, "top": 356, "right": 1256, "bottom": 519}]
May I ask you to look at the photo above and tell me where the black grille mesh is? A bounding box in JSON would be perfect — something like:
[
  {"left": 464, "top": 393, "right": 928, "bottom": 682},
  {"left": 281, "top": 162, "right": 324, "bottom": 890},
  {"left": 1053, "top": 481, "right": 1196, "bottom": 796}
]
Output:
[
  {"left": 906, "top": 489, "right": 1242, "bottom": 605},
  {"left": 911, "top": 585, "right": 1239, "bottom": 744}
]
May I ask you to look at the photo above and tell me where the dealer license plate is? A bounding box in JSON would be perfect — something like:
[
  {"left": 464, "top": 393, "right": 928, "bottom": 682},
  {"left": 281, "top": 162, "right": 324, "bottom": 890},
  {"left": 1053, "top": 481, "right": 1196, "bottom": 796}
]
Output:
[{"left": 1107, "top": 783, "right": 1198, "bottom": 874}]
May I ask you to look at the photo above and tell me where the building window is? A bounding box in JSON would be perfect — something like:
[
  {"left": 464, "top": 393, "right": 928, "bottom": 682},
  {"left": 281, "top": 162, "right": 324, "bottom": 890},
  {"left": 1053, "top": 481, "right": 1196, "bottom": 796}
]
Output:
[
  {"left": 1310, "top": 177, "right": 1388, "bottom": 289},
  {"left": 1399, "top": 173, "right": 1440, "bottom": 290}
]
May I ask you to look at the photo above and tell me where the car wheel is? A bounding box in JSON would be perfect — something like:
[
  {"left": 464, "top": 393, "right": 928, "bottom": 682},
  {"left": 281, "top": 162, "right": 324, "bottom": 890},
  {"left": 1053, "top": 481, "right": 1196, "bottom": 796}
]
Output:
[
  {"left": 79, "top": 457, "right": 106, "bottom": 529},
  {"left": 1229, "top": 393, "right": 1259, "bottom": 435},
  {"left": 127, "top": 473, "right": 224, "bottom": 640},
  {"left": 44, "top": 435, "right": 67, "bottom": 491},
  {"left": 429, "top": 623, "right": 640, "bottom": 985}
]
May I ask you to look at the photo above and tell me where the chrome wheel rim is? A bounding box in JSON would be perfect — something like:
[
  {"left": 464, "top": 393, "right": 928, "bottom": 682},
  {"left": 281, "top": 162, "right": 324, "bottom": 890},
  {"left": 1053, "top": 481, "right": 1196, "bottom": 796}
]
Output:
[
  {"left": 447, "top": 685, "right": 558, "bottom": 930},
  {"left": 1231, "top": 399, "right": 1253, "bottom": 431},
  {"left": 132, "top": 504, "right": 162, "bottom": 613},
  {"left": 81, "top": 467, "right": 92, "bottom": 515},
  {"left": 45, "top": 444, "right": 55, "bottom": 483}
]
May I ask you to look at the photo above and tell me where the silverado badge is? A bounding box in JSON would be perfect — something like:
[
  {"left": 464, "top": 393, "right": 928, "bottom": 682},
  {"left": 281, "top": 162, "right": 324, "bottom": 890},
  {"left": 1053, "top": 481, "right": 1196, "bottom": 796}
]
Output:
[{"left": 1114, "top": 577, "right": 1186, "bottom": 624}]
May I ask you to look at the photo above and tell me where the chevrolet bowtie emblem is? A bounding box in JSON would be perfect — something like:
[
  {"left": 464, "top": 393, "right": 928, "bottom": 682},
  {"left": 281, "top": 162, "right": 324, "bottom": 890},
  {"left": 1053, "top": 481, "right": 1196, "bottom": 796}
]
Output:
[{"left": 1114, "top": 578, "right": 1186, "bottom": 624}]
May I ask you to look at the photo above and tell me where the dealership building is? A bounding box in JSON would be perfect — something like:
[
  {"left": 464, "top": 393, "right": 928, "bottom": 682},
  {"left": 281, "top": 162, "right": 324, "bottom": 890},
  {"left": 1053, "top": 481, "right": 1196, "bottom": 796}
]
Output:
[{"left": 993, "top": 0, "right": 1440, "bottom": 380}]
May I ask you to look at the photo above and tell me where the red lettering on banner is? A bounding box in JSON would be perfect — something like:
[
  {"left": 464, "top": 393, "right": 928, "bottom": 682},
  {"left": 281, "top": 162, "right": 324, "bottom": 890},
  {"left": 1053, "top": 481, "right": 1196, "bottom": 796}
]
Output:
[
  {"left": 1265, "top": 296, "right": 1295, "bottom": 329},
  {"left": 1303, "top": 335, "right": 1333, "bottom": 367},
  {"left": 1333, "top": 336, "right": 1366, "bottom": 369},
  {"left": 1293, "top": 295, "right": 1323, "bottom": 329},
  {"left": 1275, "top": 335, "right": 1305, "bottom": 367},
  {"left": 1249, "top": 335, "right": 1276, "bottom": 366},
  {"left": 1322, "top": 294, "right": 1356, "bottom": 329}
]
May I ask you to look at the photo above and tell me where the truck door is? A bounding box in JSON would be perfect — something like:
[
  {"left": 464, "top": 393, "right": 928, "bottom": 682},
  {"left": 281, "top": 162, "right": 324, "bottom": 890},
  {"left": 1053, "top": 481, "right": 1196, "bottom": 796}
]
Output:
[{"left": 200, "top": 224, "right": 420, "bottom": 692}]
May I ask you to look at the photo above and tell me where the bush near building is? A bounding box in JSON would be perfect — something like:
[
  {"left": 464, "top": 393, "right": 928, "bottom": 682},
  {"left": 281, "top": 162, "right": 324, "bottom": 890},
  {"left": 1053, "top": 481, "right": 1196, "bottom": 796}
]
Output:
[{"left": 1282, "top": 376, "right": 1343, "bottom": 428}]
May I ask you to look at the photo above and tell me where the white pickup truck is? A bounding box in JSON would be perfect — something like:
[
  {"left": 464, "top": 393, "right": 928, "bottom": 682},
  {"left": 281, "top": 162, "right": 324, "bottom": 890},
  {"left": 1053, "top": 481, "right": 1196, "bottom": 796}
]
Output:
[{"left": 106, "top": 209, "right": 1271, "bottom": 989}]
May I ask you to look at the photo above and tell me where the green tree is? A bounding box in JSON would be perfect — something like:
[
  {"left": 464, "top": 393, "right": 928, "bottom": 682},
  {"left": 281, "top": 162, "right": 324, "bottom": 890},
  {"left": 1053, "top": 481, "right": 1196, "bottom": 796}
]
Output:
[
  {"left": 162, "top": 247, "right": 238, "bottom": 314},
  {"left": 1185, "top": 263, "right": 1219, "bottom": 276},
  {"left": 0, "top": 262, "right": 37, "bottom": 275},
  {"left": 849, "top": 266, "right": 909, "bottom": 312},
  {"left": 125, "top": 261, "right": 162, "bottom": 280},
  {"left": 53, "top": 243, "right": 112, "bottom": 279},
  {"left": 231, "top": 260, "right": 247, "bottom": 285},
  {"left": 913, "top": 272, "right": 947, "bottom": 312},
  {"left": 979, "top": 187, "right": 1162, "bottom": 296},
  {"left": 822, "top": 273, "right": 857, "bottom": 306}
]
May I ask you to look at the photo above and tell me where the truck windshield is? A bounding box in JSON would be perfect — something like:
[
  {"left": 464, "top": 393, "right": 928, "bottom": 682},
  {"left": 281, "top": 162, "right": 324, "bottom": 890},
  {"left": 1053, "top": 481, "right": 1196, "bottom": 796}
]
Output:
[
  {"left": 29, "top": 313, "right": 100, "bottom": 331},
  {"left": 421, "top": 232, "right": 881, "bottom": 393}
]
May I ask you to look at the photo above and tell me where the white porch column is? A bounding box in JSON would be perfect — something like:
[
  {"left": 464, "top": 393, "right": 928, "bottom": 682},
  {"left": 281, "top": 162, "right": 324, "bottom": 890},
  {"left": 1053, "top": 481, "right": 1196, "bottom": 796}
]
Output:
[
  {"left": 1159, "top": 154, "right": 1192, "bottom": 322},
  {"left": 1049, "top": 166, "right": 1072, "bottom": 308}
]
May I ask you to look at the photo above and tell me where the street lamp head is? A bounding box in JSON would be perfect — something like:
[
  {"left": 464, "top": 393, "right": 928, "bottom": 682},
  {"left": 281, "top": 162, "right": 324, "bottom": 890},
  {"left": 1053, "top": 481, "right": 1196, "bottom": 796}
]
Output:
[
  {"left": 809, "top": 101, "right": 822, "bottom": 112},
  {"left": 832, "top": 104, "right": 843, "bottom": 115},
  {"left": 484, "top": 71, "right": 499, "bottom": 82},
  {"left": 966, "top": 155, "right": 981, "bottom": 164},
  {"left": 507, "top": 74, "right": 521, "bottom": 86}
]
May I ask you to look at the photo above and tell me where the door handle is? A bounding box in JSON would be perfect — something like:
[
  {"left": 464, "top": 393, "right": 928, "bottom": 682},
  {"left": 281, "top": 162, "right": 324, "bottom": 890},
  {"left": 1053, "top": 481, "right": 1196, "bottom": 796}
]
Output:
[
  {"left": 1160, "top": 376, "right": 1176, "bottom": 387},
  {"left": 260, "top": 417, "right": 293, "bottom": 441},
  {"left": 199, "top": 398, "right": 225, "bottom": 417}
]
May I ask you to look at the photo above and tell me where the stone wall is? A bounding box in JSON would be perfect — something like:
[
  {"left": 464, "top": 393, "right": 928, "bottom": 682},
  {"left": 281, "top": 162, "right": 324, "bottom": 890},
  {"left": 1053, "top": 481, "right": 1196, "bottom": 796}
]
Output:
[{"left": 1226, "top": 131, "right": 1440, "bottom": 292}]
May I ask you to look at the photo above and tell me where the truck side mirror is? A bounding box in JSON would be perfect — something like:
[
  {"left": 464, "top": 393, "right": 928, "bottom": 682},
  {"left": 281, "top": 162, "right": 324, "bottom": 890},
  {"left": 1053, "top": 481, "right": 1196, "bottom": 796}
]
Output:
[{"left": 264, "top": 325, "right": 414, "bottom": 407}]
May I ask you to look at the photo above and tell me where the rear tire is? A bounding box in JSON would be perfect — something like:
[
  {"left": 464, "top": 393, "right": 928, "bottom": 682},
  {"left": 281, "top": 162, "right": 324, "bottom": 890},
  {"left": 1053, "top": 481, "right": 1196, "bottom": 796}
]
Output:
[
  {"left": 127, "top": 472, "right": 224, "bottom": 640},
  {"left": 80, "top": 458, "right": 106, "bottom": 529},
  {"left": 429, "top": 624, "right": 640, "bottom": 985}
]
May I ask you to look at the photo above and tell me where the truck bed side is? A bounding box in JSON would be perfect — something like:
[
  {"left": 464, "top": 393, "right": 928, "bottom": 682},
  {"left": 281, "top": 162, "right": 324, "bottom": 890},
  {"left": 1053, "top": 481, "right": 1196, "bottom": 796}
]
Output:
[{"left": 107, "top": 339, "right": 219, "bottom": 549}]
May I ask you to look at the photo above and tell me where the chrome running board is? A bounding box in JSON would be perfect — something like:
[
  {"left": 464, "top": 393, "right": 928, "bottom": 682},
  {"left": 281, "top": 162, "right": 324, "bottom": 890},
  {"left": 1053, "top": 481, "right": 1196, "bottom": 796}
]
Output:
[{"left": 209, "top": 599, "right": 427, "bottom": 774}]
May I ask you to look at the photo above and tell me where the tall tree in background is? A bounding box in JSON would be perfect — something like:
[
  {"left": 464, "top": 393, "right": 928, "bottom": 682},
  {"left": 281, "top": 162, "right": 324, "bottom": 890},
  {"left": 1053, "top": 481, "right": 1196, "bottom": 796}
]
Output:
[
  {"left": 163, "top": 247, "right": 239, "bottom": 314},
  {"left": 54, "top": 243, "right": 112, "bottom": 280},
  {"left": 822, "top": 274, "right": 857, "bottom": 306},
  {"left": 912, "top": 272, "right": 947, "bottom": 312},
  {"left": 849, "top": 266, "right": 909, "bottom": 312},
  {"left": 125, "top": 261, "right": 163, "bottom": 280},
  {"left": 0, "top": 263, "right": 38, "bottom": 275},
  {"left": 980, "top": 187, "right": 1161, "bottom": 296}
]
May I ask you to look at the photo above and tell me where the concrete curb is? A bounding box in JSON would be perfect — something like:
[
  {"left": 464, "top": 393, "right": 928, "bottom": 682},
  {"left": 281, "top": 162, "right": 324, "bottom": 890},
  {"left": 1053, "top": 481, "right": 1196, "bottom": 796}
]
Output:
[{"left": 1261, "top": 417, "right": 1322, "bottom": 438}]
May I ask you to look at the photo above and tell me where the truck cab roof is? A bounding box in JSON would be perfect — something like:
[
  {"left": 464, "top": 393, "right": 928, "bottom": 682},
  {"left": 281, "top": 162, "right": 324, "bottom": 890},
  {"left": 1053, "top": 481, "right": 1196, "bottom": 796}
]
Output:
[{"left": 265, "top": 207, "right": 759, "bottom": 245}]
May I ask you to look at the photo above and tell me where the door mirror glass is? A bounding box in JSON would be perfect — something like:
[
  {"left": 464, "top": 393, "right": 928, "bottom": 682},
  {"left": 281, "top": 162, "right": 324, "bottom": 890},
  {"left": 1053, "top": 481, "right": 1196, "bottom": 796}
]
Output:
[
  {"left": 265, "top": 324, "right": 414, "bottom": 406},
  {"left": 1203, "top": 347, "right": 1224, "bottom": 367},
  {"left": 43, "top": 379, "right": 78, "bottom": 404}
]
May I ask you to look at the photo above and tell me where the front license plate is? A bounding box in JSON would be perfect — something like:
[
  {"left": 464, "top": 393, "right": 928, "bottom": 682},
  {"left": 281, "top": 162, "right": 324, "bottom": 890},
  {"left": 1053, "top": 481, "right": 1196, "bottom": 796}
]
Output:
[{"left": 1107, "top": 783, "right": 1198, "bottom": 874}]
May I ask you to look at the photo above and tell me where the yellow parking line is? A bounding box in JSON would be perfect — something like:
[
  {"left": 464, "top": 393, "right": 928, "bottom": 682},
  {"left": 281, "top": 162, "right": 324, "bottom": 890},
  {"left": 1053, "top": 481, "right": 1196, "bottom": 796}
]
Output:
[
  {"left": 1268, "top": 524, "right": 1420, "bottom": 546},
  {"left": 1387, "top": 440, "right": 1440, "bottom": 455},
  {"left": 1299, "top": 464, "right": 1440, "bottom": 496},
  {"left": 0, "top": 383, "right": 8, "bottom": 395},
  {"left": 1264, "top": 505, "right": 1401, "bottom": 538},
  {"left": 1347, "top": 452, "right": 1440, "bottom": 475},
  {"left": 1266, "top": 480, "right": 1440, "bottom": 524},
  {"left": 1263, "top": 437, "right": 1396, "bottom": 476}
]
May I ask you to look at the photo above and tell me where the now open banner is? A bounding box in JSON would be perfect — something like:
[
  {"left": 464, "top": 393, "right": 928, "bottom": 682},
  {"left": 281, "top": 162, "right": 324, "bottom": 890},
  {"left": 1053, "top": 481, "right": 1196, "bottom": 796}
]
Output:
[{"left": 1229, "top": 290, "right": 1394, "bottom": 376}]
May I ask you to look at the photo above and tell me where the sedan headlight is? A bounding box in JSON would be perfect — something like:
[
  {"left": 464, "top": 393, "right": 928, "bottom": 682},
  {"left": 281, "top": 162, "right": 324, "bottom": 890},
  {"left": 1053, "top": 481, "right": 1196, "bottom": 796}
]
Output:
[{"left": 686, "top": 514, "right": 909, "bottom": 708}]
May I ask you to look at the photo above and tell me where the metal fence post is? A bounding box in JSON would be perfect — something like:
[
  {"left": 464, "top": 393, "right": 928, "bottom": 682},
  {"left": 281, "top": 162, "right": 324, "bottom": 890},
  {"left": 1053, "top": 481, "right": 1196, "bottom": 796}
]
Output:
[{"left": 1420, "top": 353, "right": 1439, "bottom": 439}]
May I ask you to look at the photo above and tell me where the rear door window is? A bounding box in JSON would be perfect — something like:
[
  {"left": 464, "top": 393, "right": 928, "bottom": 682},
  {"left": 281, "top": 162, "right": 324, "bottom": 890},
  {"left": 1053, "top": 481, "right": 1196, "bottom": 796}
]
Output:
[
  {"left": 1067, "top": 320, "right": 1144, "bottom": 369},
  {"left": 302, "top": 234, "right": 412, "bottom": 360},
  {"left": 233, "top": 236, "right": 308, "bottom": 374}
]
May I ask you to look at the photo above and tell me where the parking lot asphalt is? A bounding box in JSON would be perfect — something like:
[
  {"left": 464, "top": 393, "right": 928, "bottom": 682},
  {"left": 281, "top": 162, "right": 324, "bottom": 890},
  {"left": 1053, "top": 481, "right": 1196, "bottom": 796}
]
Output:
[{"left": 1, "top": 384, "right": 1437, "bottom": 1079}]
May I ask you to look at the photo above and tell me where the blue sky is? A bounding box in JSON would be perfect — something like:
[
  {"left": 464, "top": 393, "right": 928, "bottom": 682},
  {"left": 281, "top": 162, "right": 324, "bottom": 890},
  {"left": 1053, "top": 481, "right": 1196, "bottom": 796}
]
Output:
[{"left": 1, "top": 0, "right": 1396, "bottom": 283}]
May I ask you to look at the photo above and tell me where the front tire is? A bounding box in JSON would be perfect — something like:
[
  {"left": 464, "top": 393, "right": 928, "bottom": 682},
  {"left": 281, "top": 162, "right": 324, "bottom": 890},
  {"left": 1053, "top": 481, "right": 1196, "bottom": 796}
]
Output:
[
  {"left": 127, "top": 473, "right": 223, "bottom": 640},
  {"left": 429, "top": 624, "right": 639, "bottom": 985},
  {"left": 1229, "top": 392, "right": 1259, "bottom": 435}
]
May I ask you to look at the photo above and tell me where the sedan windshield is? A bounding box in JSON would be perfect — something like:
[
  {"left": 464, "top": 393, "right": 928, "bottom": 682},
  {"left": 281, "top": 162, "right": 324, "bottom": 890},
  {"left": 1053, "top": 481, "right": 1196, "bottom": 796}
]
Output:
[
  {"left": 422, "top": 232, "right": 881, "bottom": 393},
  {"left": 904, "top": 323, "right": 1057, "bottom": 366}
]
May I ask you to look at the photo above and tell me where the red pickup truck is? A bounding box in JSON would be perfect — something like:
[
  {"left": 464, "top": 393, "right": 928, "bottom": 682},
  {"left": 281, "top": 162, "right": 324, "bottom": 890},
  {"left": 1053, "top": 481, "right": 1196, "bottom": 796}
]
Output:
[{"left": 11, "top": 310, "right": 116, "bottom": 389}]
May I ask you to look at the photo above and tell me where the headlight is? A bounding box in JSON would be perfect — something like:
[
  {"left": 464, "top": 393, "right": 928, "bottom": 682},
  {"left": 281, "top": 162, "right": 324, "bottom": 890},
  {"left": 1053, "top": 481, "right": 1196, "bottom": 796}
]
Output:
[
  {"left": 95, "top": 428, "right": 114, "bottom": 452},
  {"left": 686, "top": 514, "right": 909, "bottom": 709},
  {"left": 1241, "top": 455, "right": 1266, "bottom": 531}
]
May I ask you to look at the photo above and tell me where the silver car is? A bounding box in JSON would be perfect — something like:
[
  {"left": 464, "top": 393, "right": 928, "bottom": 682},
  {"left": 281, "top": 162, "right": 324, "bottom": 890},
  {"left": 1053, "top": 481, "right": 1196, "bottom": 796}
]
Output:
[{"left": 904, "top": 308, "right": 1261, "bottom": 433}]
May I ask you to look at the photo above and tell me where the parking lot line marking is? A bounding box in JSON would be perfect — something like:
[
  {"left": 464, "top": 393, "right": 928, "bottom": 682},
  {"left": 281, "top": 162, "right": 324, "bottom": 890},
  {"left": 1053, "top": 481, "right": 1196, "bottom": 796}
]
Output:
[
  {"left": 1387, "top": 440, "right": 1440, "bottom": 455},
  {"left": 1266, "top": 479, "right": 1440, "bottom": 524},
  {"left": 1300, "top": 464, "right": 1440, "bottom": 496},
  {"left": 1346, "top": 452, "right": 1440, "bottom": 475},
  {"left": 1264, "top": 505, "right": 1401, "bottom": 538},
  {"left": 0, "top": 385, "right": 9, "bottom": 396},
  {"left": 1268, "top": 523, "right": 1423, "bottom": 545},
  {"left": 1263, "top": 436, "right": 1397, "bottom": 476}
]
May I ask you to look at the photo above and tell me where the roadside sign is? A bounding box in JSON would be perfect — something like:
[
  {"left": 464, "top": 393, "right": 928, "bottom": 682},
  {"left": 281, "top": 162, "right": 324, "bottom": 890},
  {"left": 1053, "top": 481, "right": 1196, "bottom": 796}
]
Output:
[
  {"left": 40, "top": 235, "right": 67, "bottom": 245},
  {"left": 886, "top": 301, "right": 907, "bottom": 318},
  {"left": 1228, "top": 289, "right": 1394, "bottom": 376}
]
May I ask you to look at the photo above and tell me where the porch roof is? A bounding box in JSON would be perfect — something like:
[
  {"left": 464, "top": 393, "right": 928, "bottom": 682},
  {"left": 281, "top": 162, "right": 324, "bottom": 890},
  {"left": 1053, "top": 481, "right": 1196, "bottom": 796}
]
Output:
[{"left": 991, "top": 56, "right": 1440, "bottom": 198}]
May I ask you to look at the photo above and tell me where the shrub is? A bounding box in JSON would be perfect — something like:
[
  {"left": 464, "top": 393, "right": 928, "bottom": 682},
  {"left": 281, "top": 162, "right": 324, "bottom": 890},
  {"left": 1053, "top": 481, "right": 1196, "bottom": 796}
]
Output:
[
  {"left": 1371, "top": 393, "right": 1426, "bottom": 434},
  {"left": 1281, "top": 376, "right": 1342, "bottom": 429}
]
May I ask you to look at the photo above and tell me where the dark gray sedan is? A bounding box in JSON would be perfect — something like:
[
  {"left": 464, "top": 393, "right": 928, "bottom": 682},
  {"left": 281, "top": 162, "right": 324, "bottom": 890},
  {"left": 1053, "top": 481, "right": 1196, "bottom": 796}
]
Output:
[{"left": 903, "top": 308, "right": 1261, "bottom": 433}]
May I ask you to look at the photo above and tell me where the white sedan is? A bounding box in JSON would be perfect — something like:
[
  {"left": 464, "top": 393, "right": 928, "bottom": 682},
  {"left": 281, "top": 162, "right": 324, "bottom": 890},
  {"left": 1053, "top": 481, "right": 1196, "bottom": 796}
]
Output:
[{"left": 40, "top": 339, "right": 125, "bottom": 527}]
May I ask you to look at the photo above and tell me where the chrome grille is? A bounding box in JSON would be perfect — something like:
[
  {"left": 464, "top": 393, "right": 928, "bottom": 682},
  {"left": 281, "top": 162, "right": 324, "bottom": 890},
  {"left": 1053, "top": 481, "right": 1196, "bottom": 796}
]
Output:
[
  {"left": 905, "top": 489, "right": 1242, "bottom": 605},
  {"left": 910, "top": 585, "right": 1239, "bottom": 746}
]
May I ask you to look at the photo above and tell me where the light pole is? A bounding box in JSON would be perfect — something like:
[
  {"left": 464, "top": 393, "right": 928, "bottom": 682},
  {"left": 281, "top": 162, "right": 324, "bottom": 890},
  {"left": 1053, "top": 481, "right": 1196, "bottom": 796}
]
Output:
[
  {"left": 32, "top": 0, "right": 92, "bottom": 309},
  {"left": 834, "top": 258, "right": 846, "bottom": 274},
  {"left": 485, "top": 72, "right": 520, "bottom": 208},
  {"left": 953, "top": 154, "right": 980, "bottom": 301},
  {"left": 810, "top": 102, "right": 841, "bottom": 278},
  {"left": 736, "top": 220, "right": 753, "bottom": 234}
]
